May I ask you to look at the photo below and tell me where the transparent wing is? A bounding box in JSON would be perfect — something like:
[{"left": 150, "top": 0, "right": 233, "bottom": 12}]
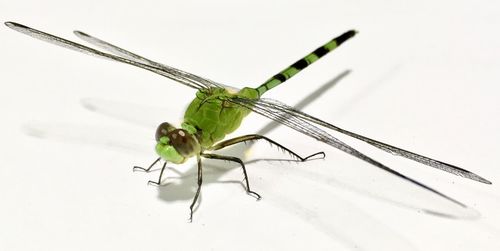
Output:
[
  {"left": 235, "top": 97, "right": 491, "bottom": 184},
  {"left": 5, "top": 22, "right": 207, "bottom": 90},
  {"left": 73, "top": 30, "right": 222, "bottom": 89},
  {"left": 229, "top": 96, "right": 488, "bottom": 207}
]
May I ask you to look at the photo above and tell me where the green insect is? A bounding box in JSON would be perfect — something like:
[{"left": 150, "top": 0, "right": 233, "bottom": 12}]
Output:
[{"left": 5, "top": 22, "right": 491, "bottom": 221}]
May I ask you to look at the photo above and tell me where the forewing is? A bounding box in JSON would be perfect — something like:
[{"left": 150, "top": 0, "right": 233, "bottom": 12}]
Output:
[
  {"left": 5, "top": 22, "right": 204, "bottom": 90},
  {"left": 73, "top": 30, "right": 221, "bottom": 89}
]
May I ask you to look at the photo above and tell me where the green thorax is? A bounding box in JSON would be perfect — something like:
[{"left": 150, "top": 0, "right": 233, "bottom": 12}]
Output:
[
  {"left": 182, "top": 86, "right": 259, "bottom": 148},
  {"left": 182, "top": 30, "right": 357, "bottom": 149}
]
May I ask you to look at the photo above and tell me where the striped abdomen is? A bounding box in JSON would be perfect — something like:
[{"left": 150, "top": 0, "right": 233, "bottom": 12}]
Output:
[{"left": 255, "top": 30, "right": 357, "bottom": 96}]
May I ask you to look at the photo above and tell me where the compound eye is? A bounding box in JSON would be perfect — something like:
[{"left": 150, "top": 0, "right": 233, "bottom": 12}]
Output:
[
  {"left": 155, "top": 122, "right": 175, "bottom": 142},
  {"left": 167, "top": 129, "right": 198, "bottom": 157}
]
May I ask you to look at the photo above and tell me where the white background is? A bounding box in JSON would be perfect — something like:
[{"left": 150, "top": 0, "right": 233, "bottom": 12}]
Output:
[{"left": 1, "top": 1, "right": 499, "bottom": 250}]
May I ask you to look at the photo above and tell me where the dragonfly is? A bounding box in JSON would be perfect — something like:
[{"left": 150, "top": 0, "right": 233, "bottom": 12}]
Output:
[{"left": 5, "top": 22, "right": 491, "bottom": 221}]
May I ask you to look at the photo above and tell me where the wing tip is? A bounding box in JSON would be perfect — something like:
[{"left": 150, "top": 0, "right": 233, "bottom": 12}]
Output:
[
  {"left": 478, "top": 177, "right": 492, "bottom": 185},
  {"left": 459, "top": 167, "right": 491, "bottom": 184},
  {"left": 5, "top": 21, "right": 18, "bottom": 29},
  {"left": 5, "top": 21, "right": 30, "bottom": 32},
  {"left": 73, "top": 30, "right": 89, "bottom": 38},
  {"left": 467, "top": 172, "right": 492, "bottom": 184}
]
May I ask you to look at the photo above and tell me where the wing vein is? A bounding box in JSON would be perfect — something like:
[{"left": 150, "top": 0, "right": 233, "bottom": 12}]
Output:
[
  {"left": 5, "top": 22, "right": 207, "bottom": 90},
  {"left": 246, "top": 97, "right": 491, "bottom": 184},
  {"left": 229, "top": 97, "right": 468, "bottom": 207}
]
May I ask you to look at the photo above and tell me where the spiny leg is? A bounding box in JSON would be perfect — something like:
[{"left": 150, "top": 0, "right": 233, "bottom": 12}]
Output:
[
  {"left": 189, "top": 155, "right": 203, "bottom": 222},
  {"left": 133, "top": 157, "right": 161, "bottom": 172},
  {"left": 147, "top": 161, "right": 167, "bottom": 186},
  {"left": 209, "top": 134, "right": 325, "bottom": 161},
  {"left": 201, "top": 153, "right": 261, "bottom": 200}
]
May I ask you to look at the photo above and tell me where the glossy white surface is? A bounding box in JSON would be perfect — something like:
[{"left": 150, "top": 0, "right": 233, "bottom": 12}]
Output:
[{"left": 1, "top": 1, "right": 499, "bottom": 250}]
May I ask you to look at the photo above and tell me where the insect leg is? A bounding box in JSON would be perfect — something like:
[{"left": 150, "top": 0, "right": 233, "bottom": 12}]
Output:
[
  {"left": 209, "top": 134, "right": 325, "bottom": 161},
  {"left": 147, "top": 161, "right": 167, "bottom": 186},
  {"left": 189, "top": 155, "right": 203, "bottom": 222},
  {"left": 201, "top": 153, "right": 261, "bottom": 200},
  {"left": 133, "top": 157, "right": 161, "bottom": 172}
]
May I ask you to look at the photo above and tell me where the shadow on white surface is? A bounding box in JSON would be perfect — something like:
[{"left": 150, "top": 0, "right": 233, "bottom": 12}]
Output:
[
  {"left": 18, "top": 69, "right": 493, "bottom": 250},
  {"left": 22, "top": 122, "right": 151, "bottom": 154}
]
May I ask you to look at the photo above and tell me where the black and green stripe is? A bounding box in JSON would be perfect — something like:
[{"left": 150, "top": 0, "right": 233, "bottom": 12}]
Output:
[{"left": 255, "top": 30, "right": 357, "bottom": 96}]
